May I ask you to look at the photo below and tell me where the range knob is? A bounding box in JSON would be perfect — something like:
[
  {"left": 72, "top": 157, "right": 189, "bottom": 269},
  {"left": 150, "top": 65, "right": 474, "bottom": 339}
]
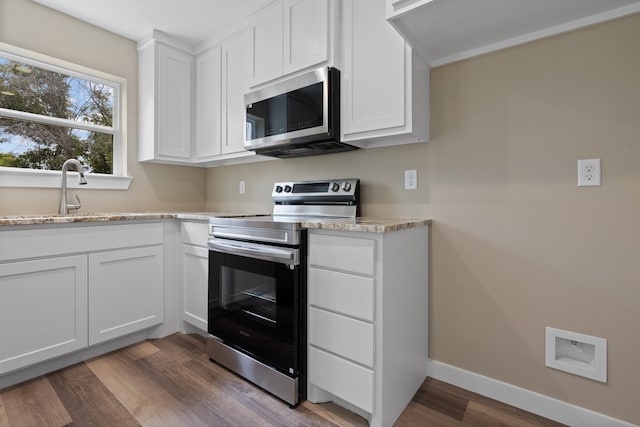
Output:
[
  {"left": 284, "top": 185, "right": 292, "bottom": 193},
  {"left": 331, "top": 182, "right": 340, "bottom": 192},
  {"left": 275, "top": 185, "right": 283, "bottom": 193},
  {"left": 342, "top": 182, "right": 352, "bottom": 192}
]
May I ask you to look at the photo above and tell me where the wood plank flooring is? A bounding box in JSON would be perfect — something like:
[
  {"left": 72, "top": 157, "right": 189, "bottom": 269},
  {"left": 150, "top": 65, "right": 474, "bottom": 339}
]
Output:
[{"left": 0, "top": 333, "right": 566, "bottom": 427}]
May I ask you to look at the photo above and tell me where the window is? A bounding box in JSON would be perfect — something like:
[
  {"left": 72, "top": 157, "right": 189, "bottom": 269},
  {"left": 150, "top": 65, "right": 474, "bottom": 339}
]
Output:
[{"left": 0, "top": 43, "right": 130, "bottom": 189}]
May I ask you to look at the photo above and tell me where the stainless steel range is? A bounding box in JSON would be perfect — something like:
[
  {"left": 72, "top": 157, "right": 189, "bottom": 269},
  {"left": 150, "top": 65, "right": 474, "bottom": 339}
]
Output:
[{"left": 207, "top": 178, "right": 359, "bottom": 406}]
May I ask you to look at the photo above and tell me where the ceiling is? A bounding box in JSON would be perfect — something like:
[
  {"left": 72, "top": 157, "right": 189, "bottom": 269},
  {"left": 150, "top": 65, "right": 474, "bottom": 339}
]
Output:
[
  {"left": 32, "top": 0, "right": 640, "bottom": 61},
  {"left": 32, "top": 0, "right": 269, "bottom": 51}
]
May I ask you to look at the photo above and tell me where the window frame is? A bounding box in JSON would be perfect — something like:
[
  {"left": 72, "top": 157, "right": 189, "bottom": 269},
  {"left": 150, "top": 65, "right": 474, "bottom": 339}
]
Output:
[{"left": 0, "top": 42, "right": 131, "bottom": 190}]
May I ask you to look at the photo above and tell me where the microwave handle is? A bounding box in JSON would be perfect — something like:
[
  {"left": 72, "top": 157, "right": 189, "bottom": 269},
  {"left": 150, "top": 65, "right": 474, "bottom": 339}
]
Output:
[{"left": 208, "top": 238, "right": 299, "bottom": 265}]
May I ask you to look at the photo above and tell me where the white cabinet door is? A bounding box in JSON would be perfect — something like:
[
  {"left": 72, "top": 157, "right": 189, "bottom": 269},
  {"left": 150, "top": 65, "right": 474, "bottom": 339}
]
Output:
[
  {"left": 0, "top": 256, "right": 88, "bottom": 374},
  {"left": 139, "top": 38, "right": 194, "bottom": 163},
  {"left": 88, "top": 246, "right": 164, "bottom": 345},
  {"left": 249, "top": 1, "right": 283, "bottom": 86},
  {"left": 195, "top": 31, "right": 251, "bottom": 159},
  {"left": 222, "top": 30, "right": 250, "bottom": 154},
  {"left": 341, "top": 0, "right": 429, "bottom": 146},
  {"left": 195, "top": 45, "right": 222, "bottom": 160},
  {"left": 342, "top": 0, "right": 405, "bottom": 135},
  {"left": 157, "top": 43, "right": 193, "bottom": 159},
  {"left": 250, "top": 0, "right": 331, "bottom": 86},
  {"left": 181, "top": 244, "right": 209, "bottom": 330},
  {"left": 283, "top": 0, "right": 329, "bottom": 75}
]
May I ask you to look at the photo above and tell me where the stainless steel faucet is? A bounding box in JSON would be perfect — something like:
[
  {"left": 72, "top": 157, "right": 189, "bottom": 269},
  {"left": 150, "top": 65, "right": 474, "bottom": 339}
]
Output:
[{"left": 60, "top": 159, "right": 88, "bottom": 215}]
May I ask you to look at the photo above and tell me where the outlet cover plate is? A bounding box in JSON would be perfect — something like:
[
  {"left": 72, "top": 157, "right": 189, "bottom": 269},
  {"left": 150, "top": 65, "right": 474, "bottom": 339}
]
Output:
[
  {"left": 578, "top": 159, "right": 601, "bottom": 186},
  {"left": 405, "top": 169, "right": 417, "bottom": 190},
  {"left": 545, "top": 327, "right": 607, "bottom": 382}
]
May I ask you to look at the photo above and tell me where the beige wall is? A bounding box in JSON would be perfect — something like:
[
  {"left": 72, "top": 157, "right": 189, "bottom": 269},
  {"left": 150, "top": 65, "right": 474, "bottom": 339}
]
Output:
[
  {"left": 207, "top": 14, "right": 640, "bottom": 425},
  {"left": 0, "top": 0, "right": 207, "bottom": 215},
  {"left": 2, "top": 0, "right": 639, "bottom": 422}
]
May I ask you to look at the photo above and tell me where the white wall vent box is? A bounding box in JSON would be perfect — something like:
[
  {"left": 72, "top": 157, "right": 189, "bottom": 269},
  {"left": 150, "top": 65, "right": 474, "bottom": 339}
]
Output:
[{"left": 545, "top": 327, "right": 607, "bottom": 382}]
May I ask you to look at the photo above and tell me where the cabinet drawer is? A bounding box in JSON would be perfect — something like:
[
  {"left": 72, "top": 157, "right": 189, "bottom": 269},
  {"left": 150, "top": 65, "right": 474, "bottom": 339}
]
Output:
[
  {"left": 309, "top": 267, "right": 374, "bottom": 321},
  {"left": 309, "top": 307, "right": 374, "bottom": 367},
  {"left": 309, "top": 346, "right": 373, "bottom": 413},
  {"left": 180, "top": 221, "right": 209, "bottom": 246},
  {"left": 309, "top": 233, "right": 375, "bottom": 275},
  {"left": 0, "top": 222, "right": 164, "bottom": 261}
]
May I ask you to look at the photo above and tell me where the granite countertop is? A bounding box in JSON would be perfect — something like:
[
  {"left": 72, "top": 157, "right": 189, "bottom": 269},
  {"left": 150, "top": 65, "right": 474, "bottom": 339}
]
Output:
[
  {"left": 0, "top": 212, "right": 252, "bottom": 226},
  {"left": 0, "top": 212, "right": 431, "bottom": 233},
  {"left": 301, "top": 217, "right": 431, "bottom": 233}
]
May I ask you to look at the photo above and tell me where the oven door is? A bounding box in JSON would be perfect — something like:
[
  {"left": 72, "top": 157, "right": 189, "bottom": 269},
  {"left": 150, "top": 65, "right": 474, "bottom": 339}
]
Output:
[{"left": 207, "top": 237, "right": 302, "bottom": 377}]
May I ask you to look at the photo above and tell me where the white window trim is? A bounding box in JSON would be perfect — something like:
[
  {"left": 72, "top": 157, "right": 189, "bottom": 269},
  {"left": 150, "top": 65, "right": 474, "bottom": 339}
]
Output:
[
  {"left": 0, "top": 42, "right": 132, "bottom": 190},
  {"left": 0, "top": 166, "right": 131, "bottom": 189}
]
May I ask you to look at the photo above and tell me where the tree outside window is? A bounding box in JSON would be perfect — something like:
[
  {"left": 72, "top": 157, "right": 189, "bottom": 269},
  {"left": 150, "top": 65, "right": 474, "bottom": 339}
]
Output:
[{"left": 0, "top": 54, "right": 119, "bottom": 174}]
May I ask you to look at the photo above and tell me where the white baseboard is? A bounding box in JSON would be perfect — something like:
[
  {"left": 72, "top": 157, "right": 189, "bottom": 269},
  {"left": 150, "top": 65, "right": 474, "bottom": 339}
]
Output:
[{"left": 427, "top": 360, "right": 637, "bottom": 427}]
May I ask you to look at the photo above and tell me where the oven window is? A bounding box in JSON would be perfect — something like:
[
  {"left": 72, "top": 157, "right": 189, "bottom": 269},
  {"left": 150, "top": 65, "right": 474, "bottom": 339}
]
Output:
[
  {"left": 208, "top": 250, "right": 298, "bottom": 339},
  {"left": 208, "top": 250, "right": 301, "bottom": 374},
  {"left": 221, "top": 267, "right": 277, "bottom": 326}
]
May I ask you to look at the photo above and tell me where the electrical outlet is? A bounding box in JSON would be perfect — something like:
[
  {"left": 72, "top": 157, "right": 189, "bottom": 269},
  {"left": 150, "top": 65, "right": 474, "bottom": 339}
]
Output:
[
  {"left": 405, "top": 169, "right": 417, "bottom": 190},
  {"left": 578, "top": 159, "right": 601, "bottom": 186},
  {"left": 239, "top": 180, "right": 246, "bottom": 194}
]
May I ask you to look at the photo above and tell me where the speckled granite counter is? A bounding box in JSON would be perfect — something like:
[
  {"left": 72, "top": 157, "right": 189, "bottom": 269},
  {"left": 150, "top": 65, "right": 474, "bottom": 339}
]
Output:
[
  {"left": 0, "top": 212, "right": 260, "bottom": 226},
  {"left": 301, "top": 217, "right": 431, "bottom": 233},
  {"left": 0, "top": 213, "right": 431, "bottom": 233}
]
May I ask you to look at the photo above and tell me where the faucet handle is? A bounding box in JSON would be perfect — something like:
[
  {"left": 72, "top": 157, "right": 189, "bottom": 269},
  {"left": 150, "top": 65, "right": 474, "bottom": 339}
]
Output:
[{"left": 68, "top": 194, "right": 82, "bottom": 212}]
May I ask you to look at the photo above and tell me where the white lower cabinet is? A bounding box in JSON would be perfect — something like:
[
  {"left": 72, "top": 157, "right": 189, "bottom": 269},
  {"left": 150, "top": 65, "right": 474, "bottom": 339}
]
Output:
[
  {"left": 181, "top": 245, "right": 209, "bottom": 330},
  {"left": 88, "top": 246, "right": 164, "bottom": 345},
  {"left": 308, "top": 346, "right": 374, "bottom": 413},
  {"left": 0, "top": 222, "right": 165, "bottom": 376},
  {"left": 0, "top": 256, "right": 88, "bottom": 375},
  {"left": 180, "top": 221, "right": 209, "bottom": 331},
  {"left": 307, "top": 226, "right": 429, "bottom": 427}
]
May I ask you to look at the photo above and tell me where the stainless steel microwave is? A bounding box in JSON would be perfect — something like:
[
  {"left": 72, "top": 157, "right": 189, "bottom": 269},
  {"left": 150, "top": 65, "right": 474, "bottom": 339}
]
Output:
[{"left": 244, "top": 67, "right": 358, "bottom": 158}]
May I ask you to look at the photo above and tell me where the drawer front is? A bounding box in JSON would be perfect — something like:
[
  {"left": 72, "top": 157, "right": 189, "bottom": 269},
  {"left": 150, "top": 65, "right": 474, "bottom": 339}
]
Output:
[
  {"left": 309, "top": 307, "right": 374, "bottom": 367},
  {"left": 309, "top": 233, "right": 375, "bottom": 275},
  {"left": 309, "top": 267, "right": 374, "bottom": 321},
  {"left": 180, "top": 221, "right": 209, "bottom": 247},
  {"left": 0, "top": 222, "right": 164, "bottom": 261},
  {"left": 309, "top": 346, "right": 374, "bottom": 413}
]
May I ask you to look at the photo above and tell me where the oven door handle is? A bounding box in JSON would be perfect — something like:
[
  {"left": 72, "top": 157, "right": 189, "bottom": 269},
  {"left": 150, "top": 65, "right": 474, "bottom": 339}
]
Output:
[{"left": 208, "top": 238, "right": 299, "bottom": 265}]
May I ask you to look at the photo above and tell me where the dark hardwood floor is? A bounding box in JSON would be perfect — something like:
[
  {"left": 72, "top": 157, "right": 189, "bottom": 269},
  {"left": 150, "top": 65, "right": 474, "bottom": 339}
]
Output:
[{"left": 0, "top": 333, "right": 565, "bottom": 427}]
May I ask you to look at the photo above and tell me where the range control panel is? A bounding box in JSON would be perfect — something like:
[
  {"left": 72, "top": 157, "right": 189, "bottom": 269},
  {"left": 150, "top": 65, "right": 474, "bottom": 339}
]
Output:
[{"left": 272, "top": 178, "right": 359, "bottom": 198}]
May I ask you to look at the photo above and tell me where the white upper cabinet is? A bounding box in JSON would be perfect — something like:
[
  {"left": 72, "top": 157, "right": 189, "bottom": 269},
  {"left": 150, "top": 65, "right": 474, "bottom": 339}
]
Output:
[
  {"left": 249, "top": 0, "right": 332, "bottom": 87},
  {"left": 139, "top": 30, "right": 268, "bottom": 166},
  {"left": 195, "top": 30, "right": 255, "bottom": 161},
  {"left": 283, "top": 0, "right": 329, "bottom": 75},
  {"left": 222, "top": 30, "right": 251, "bottom": 154},
  {"left": 341, "top": 0, "right": 429, "bottom": 147},
  {"left": 195, "top": 46, "right": 223, "bottom": 159},
  {"left": 138, "top": 33, "right": 194, "bottom": 164},
  {"left": 249, "top": 1, "right": 283, "bottom": 86}
]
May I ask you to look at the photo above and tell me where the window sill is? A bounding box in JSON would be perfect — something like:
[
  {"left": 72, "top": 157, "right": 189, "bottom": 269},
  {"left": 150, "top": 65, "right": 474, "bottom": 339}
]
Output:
[{"left": 0, "top": 167, "right": 132, "bottom": 190}]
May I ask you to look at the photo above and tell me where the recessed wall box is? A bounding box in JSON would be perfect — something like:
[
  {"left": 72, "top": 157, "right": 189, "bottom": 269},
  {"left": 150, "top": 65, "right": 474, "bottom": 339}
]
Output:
[{"left": 545, "top": 327, "right": 607, "bottom": 382}]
